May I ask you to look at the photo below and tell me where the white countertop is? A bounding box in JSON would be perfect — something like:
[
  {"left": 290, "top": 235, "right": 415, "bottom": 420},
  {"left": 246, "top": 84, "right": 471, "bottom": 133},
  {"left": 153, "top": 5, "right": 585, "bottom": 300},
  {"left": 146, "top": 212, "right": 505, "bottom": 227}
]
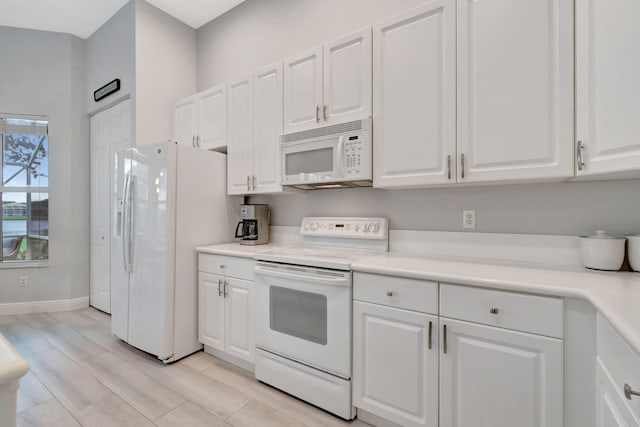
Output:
[
  {"left": 196, "top": 242, "right": 288, "bottom": 259},
  {"left": 353, "top": 253, "right": 640, "bottom": 355}
]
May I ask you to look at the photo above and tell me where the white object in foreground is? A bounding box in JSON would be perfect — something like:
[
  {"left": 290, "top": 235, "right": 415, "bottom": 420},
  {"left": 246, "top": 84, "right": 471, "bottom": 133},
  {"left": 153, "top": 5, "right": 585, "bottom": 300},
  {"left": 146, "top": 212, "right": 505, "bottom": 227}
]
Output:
[{"left": 0, "top": 333, "right": 29, "bottom": 427}]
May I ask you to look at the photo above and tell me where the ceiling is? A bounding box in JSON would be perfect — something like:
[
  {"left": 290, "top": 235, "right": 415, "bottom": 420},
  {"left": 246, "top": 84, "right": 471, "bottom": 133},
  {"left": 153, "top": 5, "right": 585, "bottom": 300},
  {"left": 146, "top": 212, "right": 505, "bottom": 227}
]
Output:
[{"left": 0, "top": 0, "right": 245, "bottom": 39}]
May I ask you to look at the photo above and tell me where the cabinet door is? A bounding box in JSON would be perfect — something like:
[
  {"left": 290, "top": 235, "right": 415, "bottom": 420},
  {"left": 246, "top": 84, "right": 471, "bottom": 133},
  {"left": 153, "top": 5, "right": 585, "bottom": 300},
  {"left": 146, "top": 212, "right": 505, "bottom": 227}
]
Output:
[
  {"left": 596, "top": 357, "right": 640, "bottom": 427},
  {"left": 323, "top": 27, "right": 371, "bottom": 125},
  {"left": 283, "top": 46, "right": 323, "bottom": 133},
  {"left": 252, "top": 62, "right": 284, "bottom": 193},
  {"left": 353, "top": 301, "right": 438, "bottom": 427},
  {"left": 456, "top": 0, "right": 573, "bottom": 183},
  {"left": 197, "top": 83, "right": 227, "bottom": 150},
  {"left": 440, "top": 318, "right": 563, "bottom": 427},
  {"left": 224, "top": 278, "right": 254, "bottom": 363},
  {"left": 373, "top": 1, "right": 456, "bottom": 188},
  {"left": 576, "top": 0, "right": 640, "bottom": 176},
  {"left": 175, "top": 96, "right": 197, "bottom": 147},
  {"left": 198, "top": 272, "right": 225, "bottom": 351},
  {"left": 227, "top": 76, "right": 253, "bottom": 195}
]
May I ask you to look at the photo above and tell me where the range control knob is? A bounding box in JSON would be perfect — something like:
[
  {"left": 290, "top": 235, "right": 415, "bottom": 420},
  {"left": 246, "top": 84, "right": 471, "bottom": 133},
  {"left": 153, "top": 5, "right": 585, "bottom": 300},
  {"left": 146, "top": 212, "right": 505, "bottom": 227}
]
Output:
[
  {"left": 304, "top": 222, "right": 311, "bottom": 230},
  {"left": 311, "top": 222, "right": 319, "bottom": 231},
  {"left": 355, "top": 224, "right": 360, "bottom": 231},
  {"left": 363, "top": 223, "right": 370, "bottom": 232},
  {"left": 373, "top": 223, "right": 380, "bottom": 233}
]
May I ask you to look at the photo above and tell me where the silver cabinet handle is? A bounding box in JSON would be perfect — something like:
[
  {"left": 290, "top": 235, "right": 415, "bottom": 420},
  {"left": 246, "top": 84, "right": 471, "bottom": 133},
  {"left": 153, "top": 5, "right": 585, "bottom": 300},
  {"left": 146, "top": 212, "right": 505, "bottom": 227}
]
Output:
[
  {"left": 223, "top": 280, "right": 228, "bottom": 297},
  {"left": 323, "top": 105, "right": 328, "bottom": 121},
  {"left": 386, "top": 291, "right": 393, "bottom": 296},
  {"left": 490, "top": 308, "right": 499, "bottom": 315},
  {"left": 192, "top": 136, "right": 196, "bottom": 147},
  {"left": 218, "top": 279, "right": 223, "bottom": 296},
  {"left": 315, "top": 105, "right": 320, "bottom": 123},
  {"left": 196, "top": 135, "right": 201, "bottom": 148},
  {"left": 219, "top": 264, "right": 225, "bottom": 270},
  {"left": 428, "top": 321, "right": 433, "bottom": 350},
  {"left": 625, "top": 384, "right": 640, "bottom": 400},
  {"left": 460, "top": 153, "right": 466, "bottom": 179},
  {"left": 447, "top": 154, "right": 452, "bottom": 180},
  {"left": 247, "top": 176, "right": 251, "bottom": 191},
  {"left": 252, "top": 175, "right": 257, "bottom": 190},
  {"left": 576, "top": 141, "right": 585, "bottom": 171},
  {"left": 443, "top": 324, "right": 448, "bottom": 354}
]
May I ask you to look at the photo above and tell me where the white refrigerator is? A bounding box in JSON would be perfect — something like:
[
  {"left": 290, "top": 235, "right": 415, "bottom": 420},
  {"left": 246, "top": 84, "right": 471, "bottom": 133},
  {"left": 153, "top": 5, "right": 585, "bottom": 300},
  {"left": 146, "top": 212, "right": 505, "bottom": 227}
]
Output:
[{"left": 111, "top": 141, "right": 239, "bottom": 363}]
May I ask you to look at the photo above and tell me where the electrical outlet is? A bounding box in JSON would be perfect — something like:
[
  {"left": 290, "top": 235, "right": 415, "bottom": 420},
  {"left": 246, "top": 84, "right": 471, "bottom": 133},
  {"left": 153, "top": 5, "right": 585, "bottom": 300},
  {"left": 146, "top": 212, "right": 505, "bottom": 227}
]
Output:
[
  {"left": 19, "top": 276, "right": 28, "bottom": 287},
  {"left": 463, "top": 210, "right": 476, "bottom": 229}
]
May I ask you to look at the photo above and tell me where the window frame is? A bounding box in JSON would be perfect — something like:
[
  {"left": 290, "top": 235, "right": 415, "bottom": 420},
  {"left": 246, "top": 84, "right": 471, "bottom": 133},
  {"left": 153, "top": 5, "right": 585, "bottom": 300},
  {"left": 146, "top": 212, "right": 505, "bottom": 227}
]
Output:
[{"left": 0, "top": 113, "right": 50, "bottom": 267}]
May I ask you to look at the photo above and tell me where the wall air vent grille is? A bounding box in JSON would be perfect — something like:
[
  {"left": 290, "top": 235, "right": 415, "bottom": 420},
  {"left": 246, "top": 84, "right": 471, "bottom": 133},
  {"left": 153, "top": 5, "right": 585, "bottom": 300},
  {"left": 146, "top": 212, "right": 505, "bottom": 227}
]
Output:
[{"left": 281, "top": 118, "right": 367, "bottom": 143}]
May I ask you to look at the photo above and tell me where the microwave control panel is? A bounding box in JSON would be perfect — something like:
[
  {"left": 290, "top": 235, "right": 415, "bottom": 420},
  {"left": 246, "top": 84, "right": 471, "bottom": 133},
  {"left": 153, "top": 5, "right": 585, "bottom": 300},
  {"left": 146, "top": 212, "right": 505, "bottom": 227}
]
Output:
[{"left": 344, "top": 135, "right": 366, "bottom": 177}]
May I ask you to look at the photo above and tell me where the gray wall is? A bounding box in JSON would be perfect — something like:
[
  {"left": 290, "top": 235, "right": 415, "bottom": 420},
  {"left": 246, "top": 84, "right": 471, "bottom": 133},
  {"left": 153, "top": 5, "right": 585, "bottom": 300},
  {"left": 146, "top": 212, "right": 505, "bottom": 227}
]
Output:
[
  {"left": 0, "top": 27, "right": 89, "bottom": 302},
  {"left": 85, "top": 1, "right": 135, "bottom": 116},
  {"left": 197, "top": 0, "right": 426, "bottom": 90},
  {"left": 135, "top": 0, "right": 196, "bottom": 146},
  {"left": 199, "top": 0, "right": 640, "bottom": 236}
]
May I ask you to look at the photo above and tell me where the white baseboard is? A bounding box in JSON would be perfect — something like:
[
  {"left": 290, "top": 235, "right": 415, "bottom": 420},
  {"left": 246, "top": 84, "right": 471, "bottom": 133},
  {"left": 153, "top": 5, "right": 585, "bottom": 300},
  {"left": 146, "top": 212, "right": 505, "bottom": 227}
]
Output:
[{"left": 0, "top": 296, "right": 89, "bottom": 315}]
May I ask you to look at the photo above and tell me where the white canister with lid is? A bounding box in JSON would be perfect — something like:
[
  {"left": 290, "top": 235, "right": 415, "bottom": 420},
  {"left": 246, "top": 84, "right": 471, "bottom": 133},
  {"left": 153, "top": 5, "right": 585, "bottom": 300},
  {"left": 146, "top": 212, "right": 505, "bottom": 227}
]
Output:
[
  {"left": 579, "top": 230, "right": 626, "bottom": 271},
  {"left": 626, "top": 234, "right": 640, "bottom": 272}
]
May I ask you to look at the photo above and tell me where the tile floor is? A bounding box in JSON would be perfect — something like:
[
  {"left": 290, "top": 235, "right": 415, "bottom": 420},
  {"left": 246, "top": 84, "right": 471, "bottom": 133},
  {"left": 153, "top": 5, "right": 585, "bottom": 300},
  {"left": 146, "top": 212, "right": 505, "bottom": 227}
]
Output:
[{"left": 0, "top": 308, "right": 370, "bottom": 427}]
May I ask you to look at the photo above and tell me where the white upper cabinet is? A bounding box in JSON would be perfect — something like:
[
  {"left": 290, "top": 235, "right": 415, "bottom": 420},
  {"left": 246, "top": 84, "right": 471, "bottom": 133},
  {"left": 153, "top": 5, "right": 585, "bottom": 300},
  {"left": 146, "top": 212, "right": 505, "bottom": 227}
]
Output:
[
  {"left": 175, "top": 83, "right": 227, "bottom": 150},
  {"left": 576, "top": 0, "right": 640, "bottom": 177},
  {"left": 323, "top": 28, "right": 372, "bottom": 125},
  {"left": 252, "top": 62, "right": 284, "bottom": 194},
  {"left": 227, "top": 76, "right": 253, "bottom": 194},
  {"left": 197, "top": 84, "right": 227, "bottom": 150},
  {"left": 373, "top": 0, "right": 573, "bottom": 188},
  {"left": 284, "top": 46, "right": 323, "bottom": 133},
  {"left": 227, "top": 63, "right": 288, "bottom": 195},
  {"left": 456, "top": 0, "right": 574, "bottom": 183},
  {"left": 175, "top": 96, "right": 197, "bottom": 147},
  {"left": 373, "top": 1, "right": 456, "bottom": 188},
  {"left": 283, "top": 28, "right": 372, "bottom": 133}
]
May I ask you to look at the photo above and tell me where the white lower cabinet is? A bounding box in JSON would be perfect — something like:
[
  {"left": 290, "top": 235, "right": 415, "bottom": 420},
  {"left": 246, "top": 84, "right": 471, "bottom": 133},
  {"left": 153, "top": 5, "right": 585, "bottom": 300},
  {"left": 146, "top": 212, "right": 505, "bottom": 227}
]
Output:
[
  {"left": 439, "top": 318, "right": 563, "bottom": 427},
  {"left": 353, "top": 301, "right": 438, "bottom": 427},
  {"left": 198, "top": 254, "right": 254, "bottom": 364},
  {"left": 353, "top": 276, "right": 564, "bottom": 427},
  {"left": 596, "top": 358, "right": 640, "bottom": 427}
]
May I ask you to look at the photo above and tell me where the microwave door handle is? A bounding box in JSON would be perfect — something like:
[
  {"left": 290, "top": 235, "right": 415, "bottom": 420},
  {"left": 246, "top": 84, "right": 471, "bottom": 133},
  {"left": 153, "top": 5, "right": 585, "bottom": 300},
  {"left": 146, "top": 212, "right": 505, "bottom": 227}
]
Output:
[{"left": 336, "top": 135, "right": 345, "bottom": 177}]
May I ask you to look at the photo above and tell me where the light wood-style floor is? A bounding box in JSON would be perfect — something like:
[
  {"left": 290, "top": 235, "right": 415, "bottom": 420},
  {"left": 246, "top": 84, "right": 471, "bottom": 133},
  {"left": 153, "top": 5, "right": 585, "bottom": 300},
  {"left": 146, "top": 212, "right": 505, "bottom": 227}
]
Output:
[{"left": 0, "top": 308, "right": 369, "bottom": 427}]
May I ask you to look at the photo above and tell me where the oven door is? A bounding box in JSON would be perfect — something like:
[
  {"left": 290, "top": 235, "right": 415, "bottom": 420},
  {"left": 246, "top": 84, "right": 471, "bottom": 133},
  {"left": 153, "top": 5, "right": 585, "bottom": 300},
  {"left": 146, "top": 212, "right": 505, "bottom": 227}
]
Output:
[
  {"left": 254, "top": 262, "right": 352, "bottom": 379},
  {"left": 281, "top": 135, "right": 345, "bottom": 185}
]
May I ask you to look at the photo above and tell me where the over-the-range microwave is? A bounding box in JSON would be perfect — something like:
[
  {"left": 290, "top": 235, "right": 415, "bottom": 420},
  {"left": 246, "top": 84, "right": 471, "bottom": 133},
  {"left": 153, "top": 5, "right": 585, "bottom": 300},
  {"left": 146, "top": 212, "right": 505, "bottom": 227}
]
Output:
[{"left": 280, "top": 118, "right": 372, "bottom": 190}]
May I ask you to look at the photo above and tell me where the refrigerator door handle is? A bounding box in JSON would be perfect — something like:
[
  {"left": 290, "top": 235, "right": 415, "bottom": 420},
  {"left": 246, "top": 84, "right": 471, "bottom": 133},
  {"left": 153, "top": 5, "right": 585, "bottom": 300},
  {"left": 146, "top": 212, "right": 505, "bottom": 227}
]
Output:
[
  {"left": 126, "top": 177, "right": 135, "bottom": 272},
  {"left": 122, "top": 174, "right": 131, "bottom": 272}
]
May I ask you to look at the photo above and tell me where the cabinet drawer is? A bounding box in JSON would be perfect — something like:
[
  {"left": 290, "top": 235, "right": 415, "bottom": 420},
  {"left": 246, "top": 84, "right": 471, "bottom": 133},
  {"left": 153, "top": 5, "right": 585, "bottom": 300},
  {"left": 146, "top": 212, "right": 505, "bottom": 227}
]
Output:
[
  {"left": 199, "top": 254, "right": 254, "bottom": 280},
  {"left": 440, "top": 284, "right": 563, "bottom": 338},
  {"left": 597, "top": 313, "right": 640, "bottom": 421},
  {"left": 353, "top": 273, "right": 438, "bottom": 314}
]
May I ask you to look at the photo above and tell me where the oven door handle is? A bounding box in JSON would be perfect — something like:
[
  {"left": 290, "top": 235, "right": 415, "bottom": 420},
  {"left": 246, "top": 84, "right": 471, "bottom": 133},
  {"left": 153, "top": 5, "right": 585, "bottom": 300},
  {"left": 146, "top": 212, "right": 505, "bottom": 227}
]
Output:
[{"left": 254, "top": 264, "right": 351, "bottom": 287}]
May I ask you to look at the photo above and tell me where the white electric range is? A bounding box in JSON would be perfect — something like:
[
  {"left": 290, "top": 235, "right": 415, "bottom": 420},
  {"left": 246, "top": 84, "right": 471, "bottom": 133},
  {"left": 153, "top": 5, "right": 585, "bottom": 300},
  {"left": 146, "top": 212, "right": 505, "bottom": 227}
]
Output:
[{"left": 253, "top": 217, "right": 389, "bottom": 420}]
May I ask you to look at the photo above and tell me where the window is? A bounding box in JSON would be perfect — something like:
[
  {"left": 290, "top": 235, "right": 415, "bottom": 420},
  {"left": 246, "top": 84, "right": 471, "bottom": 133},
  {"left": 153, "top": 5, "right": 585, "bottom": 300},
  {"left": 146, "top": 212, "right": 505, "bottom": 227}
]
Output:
[{"left": 1, "top": 114, "right": 49, "bottom": 263}]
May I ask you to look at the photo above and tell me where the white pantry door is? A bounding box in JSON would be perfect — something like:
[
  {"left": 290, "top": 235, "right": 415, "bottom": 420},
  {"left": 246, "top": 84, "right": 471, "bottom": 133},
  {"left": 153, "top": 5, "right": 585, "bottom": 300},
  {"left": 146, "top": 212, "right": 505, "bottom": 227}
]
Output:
[{"left": 90, "top": 99, "right": 131, "bottom": 314}]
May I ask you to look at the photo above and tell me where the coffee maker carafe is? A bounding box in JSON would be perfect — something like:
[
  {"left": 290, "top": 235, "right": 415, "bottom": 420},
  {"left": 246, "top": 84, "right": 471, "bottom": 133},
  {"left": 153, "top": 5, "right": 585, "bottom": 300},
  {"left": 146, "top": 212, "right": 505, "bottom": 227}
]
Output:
[{"left": 235, "top": 204, "right": 270, "bottom": 245}]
